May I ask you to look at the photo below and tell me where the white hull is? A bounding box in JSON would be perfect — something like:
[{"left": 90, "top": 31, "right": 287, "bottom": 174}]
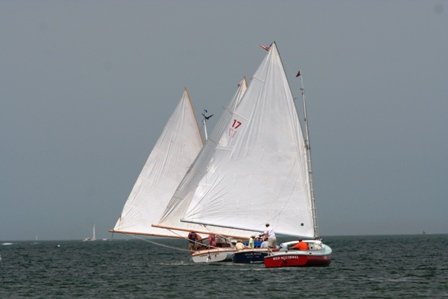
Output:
[{"left": 191, "top": 248, "right": 236, "bottom": 263}]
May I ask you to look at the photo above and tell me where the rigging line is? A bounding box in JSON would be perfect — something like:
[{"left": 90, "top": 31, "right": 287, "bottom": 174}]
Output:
[
  {"left": 298, "top": 70, "right": 319, "bottom": 238},
  {"left": 165, "top": 228, "right": 220, "bottom": 249},
  {"left": 193, "top": 225, "right": 239, "bottom": 249},
  {"left": 128, "top": 234, "right": 191, "bottom": 252},
  {"left": 123, "top": 229, "right": 225, "bottom": 252},
  {"left": 199, "top": 224, "right": 244, "bottom": 243}
]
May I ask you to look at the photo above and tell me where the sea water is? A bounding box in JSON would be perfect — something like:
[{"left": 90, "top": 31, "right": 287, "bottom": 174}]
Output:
[{"left": 1, "top": 235, "right": 447, "bottom": 298}]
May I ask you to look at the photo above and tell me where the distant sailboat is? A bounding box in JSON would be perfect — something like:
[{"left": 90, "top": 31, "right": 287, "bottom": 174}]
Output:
[{"left": 83, "top": 224, "right": 96, "bottom": 241}]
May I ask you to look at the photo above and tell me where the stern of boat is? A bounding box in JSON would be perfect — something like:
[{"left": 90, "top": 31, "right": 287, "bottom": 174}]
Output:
[{"left": 264, "top": 240, "right": 332, "bottom": 268}]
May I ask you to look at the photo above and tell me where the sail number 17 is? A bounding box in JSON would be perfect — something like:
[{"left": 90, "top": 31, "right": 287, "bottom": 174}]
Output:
[{"left": 232, "top": 119, "right": 242, "bottom": 129}]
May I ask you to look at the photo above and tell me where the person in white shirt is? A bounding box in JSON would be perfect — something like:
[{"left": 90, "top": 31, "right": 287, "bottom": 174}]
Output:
[
  {"left": 260, "top": 238, "right": 269, "bottom": 248},
  {"left": 263, "top": 223, "right": 276, "bottom": 248}
]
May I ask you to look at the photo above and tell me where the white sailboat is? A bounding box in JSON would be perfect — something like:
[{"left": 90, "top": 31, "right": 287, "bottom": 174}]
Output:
[
  {"left": 140, "top": 79, "right": 270, "bottom": 262},
  {"left": 157, "top": 42, "right": 332, "bottom": 266},
  {"left": 111, "top": 82, "right": 260, "bottom": 263},
  {"left": 153, "top": 79, "right": 271, "bottom": 262},
  {"left": 83, "top": 224, "right": 96, "bottom": 241},
  {"left": 111, "top": 89, "right": 204, "bottom": 238}
]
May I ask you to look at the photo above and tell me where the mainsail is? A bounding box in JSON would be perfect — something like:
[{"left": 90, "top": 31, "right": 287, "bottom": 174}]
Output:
[
  {"left": 112, "top": 89, "right": 203, "bottom": 238},
  {"left": 162, "top": 43, "right": 316, "bottom": 239},
  {"left": 155, "top": 78, "right": 262, "bottom": 238}
]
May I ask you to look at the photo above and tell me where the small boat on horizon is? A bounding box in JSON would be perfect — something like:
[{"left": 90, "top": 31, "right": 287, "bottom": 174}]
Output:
[{"left": 83, "top": 224, "right": 97, "bottom": 242}]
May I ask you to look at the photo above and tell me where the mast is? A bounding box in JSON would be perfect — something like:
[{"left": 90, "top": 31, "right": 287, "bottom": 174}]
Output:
[
  {"left": 201, "top": 109, "right": 213, "bottom": 140},
  {"left": 298, "top": 71, "right": 319, "bottom": 238},
  {"left": 202, "top": 115, "right": 208, "bottom": 140}
]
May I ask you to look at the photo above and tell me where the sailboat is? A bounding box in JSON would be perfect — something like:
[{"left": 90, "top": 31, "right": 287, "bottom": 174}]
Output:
[
  {"left": 154, "top": 78, "right": 268, "bottom": 262},
  {"left": 111, "top": 81, "right": 263, "bottom": 262},
  {"left": 111, "top": 89, "right": 204, "bottom": 239},
  {"left": 83, "top": 224, "right": 96, "bottom": 241},
  {"left": 156, "top": 42, "right": 332, "bottom": 267}
]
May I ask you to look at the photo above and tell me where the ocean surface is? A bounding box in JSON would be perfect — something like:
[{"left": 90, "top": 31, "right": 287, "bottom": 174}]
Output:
[{"left": 1, "top": 234, "right": 447, "bottom": 298}]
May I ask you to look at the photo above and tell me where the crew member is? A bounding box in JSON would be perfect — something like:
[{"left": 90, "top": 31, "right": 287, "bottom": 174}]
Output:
[
  {"left": 292, "top": 240, "right": 309, "bottom": 251},
  {"left": 263, "top": 223, "right": 276, "bottom": 248},
  {"left": 188, "top": 231, "right": 199, "bottom": 251}
]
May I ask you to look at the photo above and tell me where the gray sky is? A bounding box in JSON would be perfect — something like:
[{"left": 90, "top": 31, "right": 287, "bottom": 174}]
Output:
[{"left": 1, "top": 1, "right": 447, "bottom": 240}]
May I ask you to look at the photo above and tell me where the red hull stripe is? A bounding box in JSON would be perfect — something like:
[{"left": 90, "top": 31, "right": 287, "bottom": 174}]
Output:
[{"left": 264, "top": 254, "right": 331, "bottom": 268}]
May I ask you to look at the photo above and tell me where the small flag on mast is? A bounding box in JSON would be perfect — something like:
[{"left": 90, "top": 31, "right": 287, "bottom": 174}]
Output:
[
  {"left": 296, "top": 69, "right": 301, "bottom": 77},
  {"left": 259, "top": 44, "right": 271, "bottom": 52}
]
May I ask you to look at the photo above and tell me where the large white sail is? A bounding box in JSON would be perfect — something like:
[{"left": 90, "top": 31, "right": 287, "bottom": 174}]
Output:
[
  {"left": 156, "top": 79, "right": 262, "bottom": 238},
  {"left": 112, "top": 89, "right": 203, "bottom": 238},
  {"left": 165, "top": 43, "right": 315, "bottom": 238}
]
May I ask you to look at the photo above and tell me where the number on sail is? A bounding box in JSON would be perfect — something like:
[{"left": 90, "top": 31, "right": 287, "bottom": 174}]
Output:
[
  {"left": 232, "top": 119, "right": 242, "bottom": 129},
  {"left": 229, "top": 119, "right": 242, "bottom": 137}
]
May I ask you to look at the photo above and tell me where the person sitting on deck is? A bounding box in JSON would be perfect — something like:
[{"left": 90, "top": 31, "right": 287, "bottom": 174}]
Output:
[
  {"left": 292, "top": 240, "right": 309, "bottom": 251},
  {"left": 254, "top": 236, "right": 264, "bottom": 248},
  {"left": 248, "top": 236, "right": 255, "bottom": 249},
  {"left": 216, "top": 235, "right": 230, "bottom": 248},
  {"left": 260, "top": 236, "right": 269, "bottom": 248},
  {"left": 235, "top": 240, "right": 245, "bottom": 250},
  {"left": 208, "top": 234, "right": 217, "bottom": 248},
  {"left": 187, "top": 231, "right": 200, "bottom": 251}
]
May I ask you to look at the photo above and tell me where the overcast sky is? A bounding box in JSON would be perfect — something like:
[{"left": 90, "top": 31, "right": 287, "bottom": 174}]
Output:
[{"left": 1, "top": 1, "right": 447, "bottom": 240}]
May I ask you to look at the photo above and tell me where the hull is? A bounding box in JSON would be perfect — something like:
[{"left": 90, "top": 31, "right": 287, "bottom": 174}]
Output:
[
  {"left": 264, "top": 252, "right": 331, "bottom": 268},
  {"left": 191, "top": 248, "right": 236, "bottom": 263},
  {"left": 264, "top": 240, "right": 332, "bottom": 268},
  {"left": 232, "top": 248, "right": 270, "bottom": 264}
]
